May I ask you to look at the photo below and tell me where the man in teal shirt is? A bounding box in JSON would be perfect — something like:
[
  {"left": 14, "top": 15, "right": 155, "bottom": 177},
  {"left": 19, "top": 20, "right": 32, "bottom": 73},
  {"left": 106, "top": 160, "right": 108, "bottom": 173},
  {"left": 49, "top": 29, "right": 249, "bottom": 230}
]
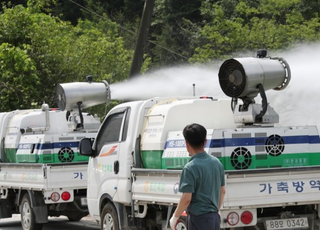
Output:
[{"left": 170, "top": 123, "right": 226, "bottom": 230}]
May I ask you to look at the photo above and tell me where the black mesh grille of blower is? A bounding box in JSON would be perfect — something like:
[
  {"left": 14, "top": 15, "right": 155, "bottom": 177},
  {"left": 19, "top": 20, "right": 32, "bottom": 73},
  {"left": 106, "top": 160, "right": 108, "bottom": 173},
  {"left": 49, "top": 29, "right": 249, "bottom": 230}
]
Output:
[
  {"left": 56, "top": 84, "right": 66, "bottom": 111},
  {"left": 218, "top": 59, "right": 247, "bottom": 98}
]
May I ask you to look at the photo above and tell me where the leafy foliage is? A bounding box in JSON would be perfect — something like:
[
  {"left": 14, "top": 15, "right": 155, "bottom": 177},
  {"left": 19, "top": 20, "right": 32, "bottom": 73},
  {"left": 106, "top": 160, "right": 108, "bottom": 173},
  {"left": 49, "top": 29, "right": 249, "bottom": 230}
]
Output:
[
  {"left": 189, "top": 0, "right": 320, "bottom": 62},
  {"left": 150, "top": 0, "right": 202, "bottom": 68},
  {"left": 0, "top": 2, "right": 132, "bottom": 113},
  {"left": 0, "top": 43, "right": 39, "bottom": 111}
]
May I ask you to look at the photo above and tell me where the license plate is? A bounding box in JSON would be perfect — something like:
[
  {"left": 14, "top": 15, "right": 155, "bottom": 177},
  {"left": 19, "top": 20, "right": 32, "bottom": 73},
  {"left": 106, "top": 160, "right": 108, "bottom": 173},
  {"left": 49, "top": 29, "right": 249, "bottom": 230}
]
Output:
[
  {"left": 265, "top": 217, "right": 308, "bottom": 230},
  {"left": 81, "top": 198, "right": 87, "bottom": 206}
]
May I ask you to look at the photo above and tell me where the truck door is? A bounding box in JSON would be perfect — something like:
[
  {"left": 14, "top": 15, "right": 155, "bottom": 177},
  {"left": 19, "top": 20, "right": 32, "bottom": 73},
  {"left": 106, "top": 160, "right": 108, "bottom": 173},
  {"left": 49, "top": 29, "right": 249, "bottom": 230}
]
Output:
[{"left": 88, "top": 107, "right": 130, "bottom": 202}]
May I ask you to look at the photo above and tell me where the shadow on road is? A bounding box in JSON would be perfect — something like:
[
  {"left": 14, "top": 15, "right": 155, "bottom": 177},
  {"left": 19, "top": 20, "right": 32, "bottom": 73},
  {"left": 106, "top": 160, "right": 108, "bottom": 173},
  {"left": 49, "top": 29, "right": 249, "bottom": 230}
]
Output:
[{"left": 0, "top": 215, "right": 100, "bottom": 230}]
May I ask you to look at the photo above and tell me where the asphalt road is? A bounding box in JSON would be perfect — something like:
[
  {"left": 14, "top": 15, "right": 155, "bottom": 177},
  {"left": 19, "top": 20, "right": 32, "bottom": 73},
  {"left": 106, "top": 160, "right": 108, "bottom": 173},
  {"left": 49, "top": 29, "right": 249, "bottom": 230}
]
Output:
[{"left": 0, "top": 214, "right": 100, "bottom": 230}]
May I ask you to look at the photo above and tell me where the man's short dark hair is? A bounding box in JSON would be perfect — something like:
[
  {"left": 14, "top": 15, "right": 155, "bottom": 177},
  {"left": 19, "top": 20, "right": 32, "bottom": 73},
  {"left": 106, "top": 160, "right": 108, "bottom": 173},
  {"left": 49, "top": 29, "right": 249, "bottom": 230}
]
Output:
[{"left": 183, "top": 123, "right": 207, "bottom": 148}]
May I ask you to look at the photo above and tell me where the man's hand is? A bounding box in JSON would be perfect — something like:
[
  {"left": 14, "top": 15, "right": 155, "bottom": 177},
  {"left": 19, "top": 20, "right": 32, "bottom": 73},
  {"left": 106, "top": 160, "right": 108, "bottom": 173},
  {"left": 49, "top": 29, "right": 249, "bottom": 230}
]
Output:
[{"left": 169, "top": 216, "right": 179, "bottom": 230}]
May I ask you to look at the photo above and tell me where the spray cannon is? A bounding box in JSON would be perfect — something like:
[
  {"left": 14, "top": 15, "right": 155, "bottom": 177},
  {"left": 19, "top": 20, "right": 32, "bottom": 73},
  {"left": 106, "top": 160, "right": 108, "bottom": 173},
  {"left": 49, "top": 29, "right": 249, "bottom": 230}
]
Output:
[
  {"left": 56, "top": 77, "right": 110, "bottom": 111},
  {"left": 56, "top": 76, "right": 111, "bottom": 129},
  {"left": 218, "top": 50, "right": 291, "bottom": 124}
]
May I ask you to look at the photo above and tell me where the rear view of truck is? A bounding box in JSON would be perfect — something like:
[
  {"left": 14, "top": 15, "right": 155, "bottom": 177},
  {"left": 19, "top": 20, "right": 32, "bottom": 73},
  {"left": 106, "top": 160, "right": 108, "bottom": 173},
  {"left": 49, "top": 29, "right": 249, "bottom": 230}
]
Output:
[{"left": 0, "top": 78, "right": 110, "bottom": 230}]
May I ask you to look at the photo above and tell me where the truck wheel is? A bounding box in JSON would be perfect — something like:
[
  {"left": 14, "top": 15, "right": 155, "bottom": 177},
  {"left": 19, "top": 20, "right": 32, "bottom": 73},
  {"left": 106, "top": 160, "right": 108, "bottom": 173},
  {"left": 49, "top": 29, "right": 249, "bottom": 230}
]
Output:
[
  {"left": 101, "top": 203, "right": 119, "bottom": 230},
  {"left": 176, "top": 216, "right": 187, "bottom": 230},
  {"left": 20, "top": 194, "right": 43, "bottom": 230}
]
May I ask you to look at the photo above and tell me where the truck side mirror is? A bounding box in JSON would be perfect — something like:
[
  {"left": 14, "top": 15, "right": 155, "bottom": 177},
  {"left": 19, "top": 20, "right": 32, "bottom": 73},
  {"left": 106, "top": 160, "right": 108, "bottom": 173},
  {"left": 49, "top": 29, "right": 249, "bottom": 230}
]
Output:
[{"left": 79, "top": 138, "right": 94, "bottom": 156}]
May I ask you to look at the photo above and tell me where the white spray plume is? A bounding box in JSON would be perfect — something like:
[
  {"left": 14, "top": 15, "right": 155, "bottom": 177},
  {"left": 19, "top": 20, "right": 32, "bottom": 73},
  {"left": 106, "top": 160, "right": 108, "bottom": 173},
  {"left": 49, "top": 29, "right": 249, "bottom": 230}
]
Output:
[
  {"left": 110, "top": 63, "right": 226, "bottom": 100},
  {"left": 110, "top": 43, "right": 320, "bottom": 128},
  {"left": 265, "top": 43, "right": 320, "bottom": 127}
]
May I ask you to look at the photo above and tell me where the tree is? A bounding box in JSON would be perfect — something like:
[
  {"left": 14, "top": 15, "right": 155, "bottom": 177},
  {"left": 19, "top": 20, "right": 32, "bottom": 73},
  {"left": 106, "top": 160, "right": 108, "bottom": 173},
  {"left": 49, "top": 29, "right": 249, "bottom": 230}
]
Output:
[
  {"left": 0, "top": 2, "right": 132, "bottom": 114},
  {"left": 189, "top": 0, "right": 320, "bottom": 63},
  {"left": 148, "top": 0, "right": 203, "bottom": 68},
  {"left": 0, "top": 43, "right": 40, "bottom": 111}
]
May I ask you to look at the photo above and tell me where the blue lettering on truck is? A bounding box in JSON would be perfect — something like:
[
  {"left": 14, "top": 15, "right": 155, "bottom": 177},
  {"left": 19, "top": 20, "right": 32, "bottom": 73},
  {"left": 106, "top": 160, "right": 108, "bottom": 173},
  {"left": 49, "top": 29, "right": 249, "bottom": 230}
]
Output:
[{"left": 259, "top": 180, "right": 320, "bottom": 194}]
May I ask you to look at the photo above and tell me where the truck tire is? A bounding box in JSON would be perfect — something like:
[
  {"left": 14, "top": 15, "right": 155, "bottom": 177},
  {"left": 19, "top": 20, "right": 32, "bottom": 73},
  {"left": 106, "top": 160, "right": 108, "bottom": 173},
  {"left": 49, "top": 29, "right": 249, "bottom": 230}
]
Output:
[
  {"left": 101, "top": 203, "right": 119, "bottom": 230},
  {"left": 176, "top": 216, "right": 187, "bottom": 230},
  {"left": 20, "top": 194, "right": 43, "bottom": 230}
]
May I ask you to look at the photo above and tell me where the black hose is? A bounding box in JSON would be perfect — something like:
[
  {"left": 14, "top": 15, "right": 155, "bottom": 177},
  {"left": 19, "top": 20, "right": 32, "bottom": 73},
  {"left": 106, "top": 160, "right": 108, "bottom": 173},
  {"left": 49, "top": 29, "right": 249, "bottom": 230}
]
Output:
[{"left": 255, "top": 84, "right": 268, "bottom": 123}]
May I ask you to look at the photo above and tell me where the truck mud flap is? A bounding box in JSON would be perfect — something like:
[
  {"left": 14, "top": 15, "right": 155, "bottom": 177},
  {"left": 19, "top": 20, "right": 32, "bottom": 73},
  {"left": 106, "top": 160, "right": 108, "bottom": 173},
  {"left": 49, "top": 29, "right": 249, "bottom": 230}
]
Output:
[
  {"left": 28, "top": 191, "right": 48, "bottom": 223},
  {"left": 33, "top": 205, "right": 49, "bottom": 223},
  {"left": 0, "top": 198, "right": 13, "bottom": 218}
]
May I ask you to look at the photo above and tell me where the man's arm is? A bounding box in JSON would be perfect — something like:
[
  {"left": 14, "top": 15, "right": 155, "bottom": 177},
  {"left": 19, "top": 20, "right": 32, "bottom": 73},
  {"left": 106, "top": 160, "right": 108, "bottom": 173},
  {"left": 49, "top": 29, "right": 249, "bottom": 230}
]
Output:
[
  {"left": 170, "top": 192, "right": 192, "bottom": 229},
  {"left": 174, "top": 192, "right": 192, "bottom": 217},
  {"left": 218, "top": 185, "right": 226, "bottom": 210}
]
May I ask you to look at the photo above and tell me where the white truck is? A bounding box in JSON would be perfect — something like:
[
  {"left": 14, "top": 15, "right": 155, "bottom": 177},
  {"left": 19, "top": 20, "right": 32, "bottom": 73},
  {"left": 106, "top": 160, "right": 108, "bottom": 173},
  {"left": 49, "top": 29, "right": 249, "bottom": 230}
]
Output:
[
  {"left": 80, "top": 52, "right": 320, "bottom": 230},
  {"left": 0, "top": 78, "right": 110, "bottom": 230}
]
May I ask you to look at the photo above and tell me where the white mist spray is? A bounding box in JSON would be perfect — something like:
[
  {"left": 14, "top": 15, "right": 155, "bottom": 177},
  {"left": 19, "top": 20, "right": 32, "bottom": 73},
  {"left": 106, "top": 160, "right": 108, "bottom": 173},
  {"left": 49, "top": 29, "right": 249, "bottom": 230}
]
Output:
[
  {"left": 110, "top": 43, "right": 320, "bottom": 128},
  {"left": 266, "top": 43, "right": 320, "bottom": 128},
  {"left": 110, "top": 63, "right": 226, "bottom": 100}
]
